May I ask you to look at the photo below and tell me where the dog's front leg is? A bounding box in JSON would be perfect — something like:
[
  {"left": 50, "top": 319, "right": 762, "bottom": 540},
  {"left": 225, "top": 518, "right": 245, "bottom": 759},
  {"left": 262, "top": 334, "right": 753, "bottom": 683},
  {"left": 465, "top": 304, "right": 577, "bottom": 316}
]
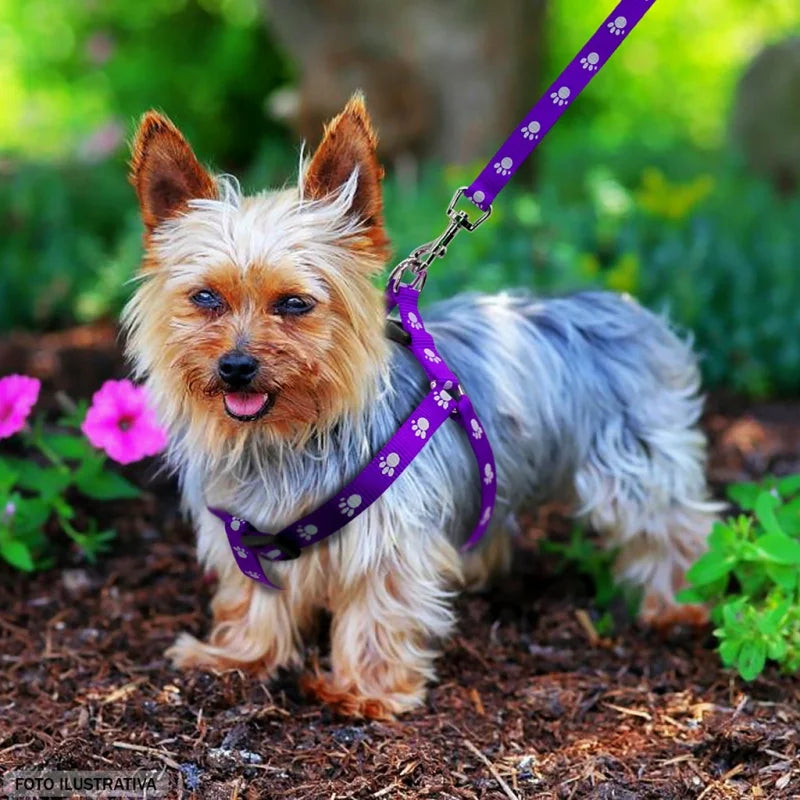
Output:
[
  {"left": 303, "top": 532, "right": 461, "bottom": 720},
  {"left": 167, "top": 511, "right": 321, "bottom": 676},
  {"left": 168, "top": 567, "right": 315, "bottom": 676}
]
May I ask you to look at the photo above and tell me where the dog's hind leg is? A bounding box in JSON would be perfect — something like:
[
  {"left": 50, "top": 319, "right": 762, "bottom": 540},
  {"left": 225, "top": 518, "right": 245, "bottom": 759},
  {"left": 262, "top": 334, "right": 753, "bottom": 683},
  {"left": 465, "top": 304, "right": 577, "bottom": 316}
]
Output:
[
  {"left": 461, "top": 525, "right": 513, "bottom": 591},
  {"left": 574, "top": 413, "right": 721, "bottom": 629}
]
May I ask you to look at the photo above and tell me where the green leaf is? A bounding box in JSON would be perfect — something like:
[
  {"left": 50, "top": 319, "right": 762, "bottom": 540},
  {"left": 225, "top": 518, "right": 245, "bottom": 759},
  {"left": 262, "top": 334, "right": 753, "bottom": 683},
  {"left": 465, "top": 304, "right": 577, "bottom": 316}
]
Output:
[
  {"left": 0, "top": 460, "right": 19, "bottom": 494},
  {"left": 0, "top": 538, "right": 35, "bottom": 571},
  {"left": 40, "top": 433, "right": 94, "bottom": 461},
  {"left": 775, "top": 497, "right": 800, "bottom": 535},
  {"left": 7, "top": 460, "right": 72, "bottom": 498},
  {"left": 718, "top": 637, "right": 741, "bottom": 667},
  {"left": 721, "top": 600, "right": 747, "bottom": 634},
  {"left": 53, "top": 496, "right": 74, "bottom": 520},
  {"left": 765, "top": 563, "right": 798, "bottom": 591},
  {"left": 754, "top": 532, "right": 800, "bottom": 565},
  {"left": 754, "top": 492, "right": 783, "bottom": 536},
  {"left": 686, "top": 551, "right": 736, "bottom": 587},
  {"left": 707, "top": 521, "right": 738, "bottom": 553},
  {"left": 676, "top": 587, "right": 705, "bottom": 605},
  {"left": 767, "top": 638, "right": 788, "bottom": 661},
  {"left": 75, "top": 469, "right": 140, "bottom": 501},
  {"left": 57, "top": 400, "right": 89, "bottom": 429},
  {"left": 13, "top": 497, "right": 52, "bottom": 535},
  {"left": 737, "top": 639, "right": 767, "bottom": 681},
  {"left": 764, "top": 598, "right": 792, "bottom": 627},
  {"left": 727, "top": 482, "right": 761, "bottom": 510},
  {"left": 776, "top": 474, "right": 800, "bottom": 499}
]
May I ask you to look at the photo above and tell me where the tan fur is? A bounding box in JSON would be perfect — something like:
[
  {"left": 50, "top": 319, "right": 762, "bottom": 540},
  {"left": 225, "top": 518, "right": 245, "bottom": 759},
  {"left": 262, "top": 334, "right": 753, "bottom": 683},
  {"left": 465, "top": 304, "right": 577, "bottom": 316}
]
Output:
[
  {"left": 130, "top": 111, "right": 216, "bottom": 235},
  {"left": 303, "top": 93, "right": 389, "bottom": 257}
]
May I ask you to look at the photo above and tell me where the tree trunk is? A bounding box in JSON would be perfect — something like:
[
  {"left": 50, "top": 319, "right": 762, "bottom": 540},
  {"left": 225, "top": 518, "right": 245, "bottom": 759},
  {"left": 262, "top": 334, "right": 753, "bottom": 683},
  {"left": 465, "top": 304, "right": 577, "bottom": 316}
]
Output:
[{"left": 264, "top": 0, "right": 547, "bottom": 167}]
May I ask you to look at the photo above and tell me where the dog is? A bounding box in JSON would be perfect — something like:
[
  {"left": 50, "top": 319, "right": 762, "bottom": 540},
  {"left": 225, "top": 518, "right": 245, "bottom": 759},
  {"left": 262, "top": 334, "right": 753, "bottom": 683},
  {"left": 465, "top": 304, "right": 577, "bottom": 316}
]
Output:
[{"left": 123, "top": 94, "right": 719, "bottom": 719}]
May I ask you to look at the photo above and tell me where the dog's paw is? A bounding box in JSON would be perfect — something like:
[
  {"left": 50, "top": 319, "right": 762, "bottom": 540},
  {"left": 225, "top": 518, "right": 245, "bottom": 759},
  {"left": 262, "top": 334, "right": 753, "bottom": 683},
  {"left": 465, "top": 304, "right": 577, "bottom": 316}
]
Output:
[
  {"left": 165, "top": 632, "right": 275, "bottom": 676},
  {"left": 165, "top": 632, "right": 221, "bottom": 671},
  {"left": 638, "top": 597, "right": 710, "bottom": 631},
  {"left": 300, "top": 672, "right": 424, "bottom": 720}
]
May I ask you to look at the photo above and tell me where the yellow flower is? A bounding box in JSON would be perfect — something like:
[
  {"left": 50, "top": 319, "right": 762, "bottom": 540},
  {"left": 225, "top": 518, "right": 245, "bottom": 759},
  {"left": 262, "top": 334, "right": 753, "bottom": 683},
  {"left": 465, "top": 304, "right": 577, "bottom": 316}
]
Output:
[
  {"left": 605, "top": 252, "right": 640, "bottom": 295},
  {"left": 636, "top": 167, "right": 714, "bottom": 221}
]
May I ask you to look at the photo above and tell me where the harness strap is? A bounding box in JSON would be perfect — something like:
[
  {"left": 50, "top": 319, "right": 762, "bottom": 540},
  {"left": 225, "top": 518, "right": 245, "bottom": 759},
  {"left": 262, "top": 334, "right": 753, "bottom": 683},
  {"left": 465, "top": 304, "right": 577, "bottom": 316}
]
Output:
[{"left": 210, "top": 284, "right": 497, "bottom": 589}]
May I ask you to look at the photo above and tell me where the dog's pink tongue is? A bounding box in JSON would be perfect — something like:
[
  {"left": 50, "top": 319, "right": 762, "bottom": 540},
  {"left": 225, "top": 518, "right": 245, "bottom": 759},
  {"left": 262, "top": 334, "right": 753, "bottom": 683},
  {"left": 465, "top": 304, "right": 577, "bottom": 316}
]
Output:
[{"left": 224, "top": 393, "right": 268, "bottom": 417}]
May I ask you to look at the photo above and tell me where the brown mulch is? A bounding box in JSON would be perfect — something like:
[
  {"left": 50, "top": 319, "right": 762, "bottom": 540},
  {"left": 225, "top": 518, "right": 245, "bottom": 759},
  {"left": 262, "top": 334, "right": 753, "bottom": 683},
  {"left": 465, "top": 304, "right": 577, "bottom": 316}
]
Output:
[{"left": 1, "top": 326, "right": 800, "bottom": 799}]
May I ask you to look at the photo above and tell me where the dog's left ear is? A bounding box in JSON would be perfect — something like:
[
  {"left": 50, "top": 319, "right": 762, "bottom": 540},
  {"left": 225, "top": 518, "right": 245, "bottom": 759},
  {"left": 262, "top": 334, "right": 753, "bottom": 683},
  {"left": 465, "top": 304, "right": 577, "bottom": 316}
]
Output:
[
  {"left": 303, "top": 93, "right": 387, "bottom": 255},
  {"left": 130, "top": 111, "right": 216, "bottom": 234}
]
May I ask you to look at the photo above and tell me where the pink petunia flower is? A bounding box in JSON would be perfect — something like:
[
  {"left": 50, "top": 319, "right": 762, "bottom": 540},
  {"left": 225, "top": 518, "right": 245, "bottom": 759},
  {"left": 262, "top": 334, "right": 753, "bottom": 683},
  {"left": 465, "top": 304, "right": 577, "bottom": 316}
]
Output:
[
  {"left": 82, "top": 380, "right": 167, "bottom": 465},
  {"left": 0, "top": 375, "right": 41, "bottom": 439}
]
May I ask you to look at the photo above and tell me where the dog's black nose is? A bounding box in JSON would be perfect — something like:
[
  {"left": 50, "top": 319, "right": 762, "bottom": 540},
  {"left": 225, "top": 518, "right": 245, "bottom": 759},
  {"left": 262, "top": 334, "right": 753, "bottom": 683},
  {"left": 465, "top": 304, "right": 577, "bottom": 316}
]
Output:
[{"left": 218, "top": 351, "right": 259, "bottom": 388}]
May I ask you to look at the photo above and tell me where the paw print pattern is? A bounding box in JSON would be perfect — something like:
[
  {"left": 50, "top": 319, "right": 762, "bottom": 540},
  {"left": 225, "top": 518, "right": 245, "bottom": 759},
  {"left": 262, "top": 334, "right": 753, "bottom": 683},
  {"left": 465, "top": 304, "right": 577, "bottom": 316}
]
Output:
[
  {"left": 471, "top": 190, "right": 486, "bottom": 206},
  {"left": 233, "top": 545, "right": 248, "bottom": 559},
  {"left": 423, "top": 347, "right": 441, "bottom": 364},
  {"left": 406, "top": 312, "right": 423, "bottom": 330},
  {"left": 245, "top": 570, "right": 262, "bottom": 580},
  {"left": 480, "top": 506, "right": 493, "bottom": 526},
  {"left": 338, "top": 494, "right": 362, "bottom": 518},
  {"left": 434, "top": 389, "right": 452, "bottom": 410},
  {"left": 296, "top": 523, "right": 318, "bottom": 541},
  {"left": 607, "top": 16, "right": 627, "bottom": 35},
  {"left": 412, "top": 417, "right": 430, "bottom": 439},
  {"left": 470, "top": 418, "right": 484, "bottom": 440},
  {"left": 379, "top": 452, "right": 400, "bottom": 477},
  {"left": 483, "top": 463, "right": 495, "bottom": 485},
  {"left": 581, "top": 52, "right": 600, "bottom": 71},
  {"left": 550, "top": 86, "right": 571, "bottom": 106},
  {"left": 493, "top": 156, "right": 513, "bottom": 176},
  {"left": 521, "top": 120, "right": 541, "bottom": 140},
  {"left": 229, "top": 517, "right": 244, "bottom": 532}
]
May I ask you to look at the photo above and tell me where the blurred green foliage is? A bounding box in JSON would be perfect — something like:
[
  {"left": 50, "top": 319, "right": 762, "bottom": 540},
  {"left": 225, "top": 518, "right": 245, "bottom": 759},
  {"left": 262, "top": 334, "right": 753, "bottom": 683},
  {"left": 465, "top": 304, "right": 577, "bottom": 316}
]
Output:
[
  {"left": 1, "top": 1, "right": 800, "bottom": 397},
  {"left": 0, "top": 0, "right": 291, "bottom": 165},
  {"left": 388, "top": 146, "right": 800, "bottom": 396}
]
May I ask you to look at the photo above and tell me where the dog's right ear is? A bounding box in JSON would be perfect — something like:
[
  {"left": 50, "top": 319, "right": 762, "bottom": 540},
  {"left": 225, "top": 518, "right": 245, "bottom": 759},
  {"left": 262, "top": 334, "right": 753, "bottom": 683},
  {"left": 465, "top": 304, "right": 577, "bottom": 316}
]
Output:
[{"left": 130, "top": 111, "right": 216, "bottom": 233}]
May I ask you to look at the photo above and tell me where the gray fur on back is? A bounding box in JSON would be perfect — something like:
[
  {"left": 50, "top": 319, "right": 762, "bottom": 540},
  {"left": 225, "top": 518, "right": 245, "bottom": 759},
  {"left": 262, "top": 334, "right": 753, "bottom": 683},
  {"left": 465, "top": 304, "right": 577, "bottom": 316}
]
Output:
[{"left": 188, "top": 289, "right": 705, "bottom": 554}]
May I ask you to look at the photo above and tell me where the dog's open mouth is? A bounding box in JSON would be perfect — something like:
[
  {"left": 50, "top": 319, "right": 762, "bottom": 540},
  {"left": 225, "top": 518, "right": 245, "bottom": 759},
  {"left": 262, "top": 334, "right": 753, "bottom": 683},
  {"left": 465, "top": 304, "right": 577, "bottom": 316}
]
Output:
[{"left": 223, "top": 392, "right": 275, "bottom": 422}]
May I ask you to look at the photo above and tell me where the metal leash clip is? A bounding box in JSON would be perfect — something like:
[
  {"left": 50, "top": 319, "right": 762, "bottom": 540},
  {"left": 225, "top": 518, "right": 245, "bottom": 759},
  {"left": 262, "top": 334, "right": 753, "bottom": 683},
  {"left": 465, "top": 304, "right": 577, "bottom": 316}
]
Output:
[{"left": 389, "top": 186, "right": 492, "bottom": 292}]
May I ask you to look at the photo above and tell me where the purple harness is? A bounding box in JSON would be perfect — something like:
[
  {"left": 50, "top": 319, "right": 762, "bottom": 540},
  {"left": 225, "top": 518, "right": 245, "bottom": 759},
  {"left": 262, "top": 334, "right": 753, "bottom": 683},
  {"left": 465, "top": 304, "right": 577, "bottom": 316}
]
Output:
[
  {"left": 211, "top": 284, "right": 498, "bottom": 589},
  {"left": 211, "top": 0, "right": 657, "bottom": 588}
]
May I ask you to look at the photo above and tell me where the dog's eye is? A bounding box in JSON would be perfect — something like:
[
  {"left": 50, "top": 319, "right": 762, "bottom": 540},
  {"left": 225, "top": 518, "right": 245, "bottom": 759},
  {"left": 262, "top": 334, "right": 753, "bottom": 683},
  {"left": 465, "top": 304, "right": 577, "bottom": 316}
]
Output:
[
  {"left": 191, "top": 289, "right": 225, "bottom": 311},
  {"left": 274, "top": 295, "right": 315, "bottom": 316}
]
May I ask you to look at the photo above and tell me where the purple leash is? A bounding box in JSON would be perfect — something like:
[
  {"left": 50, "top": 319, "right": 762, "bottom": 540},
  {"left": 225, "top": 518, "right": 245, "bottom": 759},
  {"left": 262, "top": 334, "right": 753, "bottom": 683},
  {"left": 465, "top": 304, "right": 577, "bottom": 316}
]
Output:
[
  {"left": 212, "top": 0, "right": 656, "bottom": 588},
  {"left": 466, "top": 0, "right": 657, "bottom": 211}
]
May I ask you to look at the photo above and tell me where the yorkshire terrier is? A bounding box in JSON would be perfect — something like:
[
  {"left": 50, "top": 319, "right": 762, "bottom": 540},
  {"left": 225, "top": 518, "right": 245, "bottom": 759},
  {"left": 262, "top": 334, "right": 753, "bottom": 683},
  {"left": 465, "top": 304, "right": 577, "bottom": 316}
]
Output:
[{"left": 123, "top": 95, "right": 719, "bottom": 719}]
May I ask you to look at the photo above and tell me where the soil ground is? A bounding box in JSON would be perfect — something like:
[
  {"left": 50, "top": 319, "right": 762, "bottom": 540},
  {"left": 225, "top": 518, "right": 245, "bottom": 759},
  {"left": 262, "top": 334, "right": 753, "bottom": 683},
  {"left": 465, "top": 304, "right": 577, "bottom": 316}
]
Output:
[{"left": 1, "top": 325, "right": 799, "bottom": 799}]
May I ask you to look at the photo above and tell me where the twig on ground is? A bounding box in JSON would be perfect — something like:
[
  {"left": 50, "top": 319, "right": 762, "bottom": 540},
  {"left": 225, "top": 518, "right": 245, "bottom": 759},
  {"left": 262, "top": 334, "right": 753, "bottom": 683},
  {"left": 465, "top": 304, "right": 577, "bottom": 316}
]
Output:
[
  {"left": 111, "top": 740, "right": 181, "bottom": 770},
  {"left": 462, "top": 739, "right": 519, "bottom": 800}
]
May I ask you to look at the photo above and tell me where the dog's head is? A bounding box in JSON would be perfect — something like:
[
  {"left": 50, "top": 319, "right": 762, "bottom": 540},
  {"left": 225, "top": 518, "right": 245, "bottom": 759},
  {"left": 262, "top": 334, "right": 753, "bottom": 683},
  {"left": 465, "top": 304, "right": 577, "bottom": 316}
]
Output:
[{"left": 123, "top": 96, "right": 390, "bottom": 454}]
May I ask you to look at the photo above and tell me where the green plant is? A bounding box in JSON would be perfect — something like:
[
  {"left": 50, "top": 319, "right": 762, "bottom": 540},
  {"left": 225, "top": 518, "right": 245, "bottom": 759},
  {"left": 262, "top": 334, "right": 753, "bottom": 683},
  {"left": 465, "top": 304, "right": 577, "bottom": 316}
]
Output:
[
  {"left": 679, "top": 476, "right": 800, "bottom": 681},
  {"left": 0, "top": 374, "right": 165, "bottom": 572},
  {"left": 0, "top": 401, "right": 140, "bottom": 571},
  {"left": 541, "top": 527, "right": 638, "bottom": 635}
]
